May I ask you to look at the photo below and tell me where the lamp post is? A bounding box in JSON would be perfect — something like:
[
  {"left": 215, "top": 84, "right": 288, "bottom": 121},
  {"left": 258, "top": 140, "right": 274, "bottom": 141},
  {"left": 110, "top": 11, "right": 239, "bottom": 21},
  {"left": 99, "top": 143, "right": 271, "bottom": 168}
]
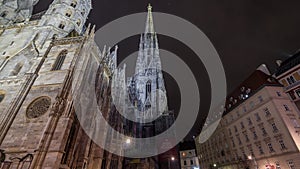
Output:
[
  {"left": 167, "top": 156, "right": 175, "bottom": 169},
  {"left": 248, "top": 155, "right": 258, "bottom": 169}
]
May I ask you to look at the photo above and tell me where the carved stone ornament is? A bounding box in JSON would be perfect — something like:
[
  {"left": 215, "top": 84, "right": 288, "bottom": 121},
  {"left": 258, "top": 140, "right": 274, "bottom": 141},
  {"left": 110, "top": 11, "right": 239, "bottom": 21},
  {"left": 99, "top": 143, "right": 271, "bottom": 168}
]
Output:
[{"left": 26, "top": 96, "right": 51, "bottom": 119}]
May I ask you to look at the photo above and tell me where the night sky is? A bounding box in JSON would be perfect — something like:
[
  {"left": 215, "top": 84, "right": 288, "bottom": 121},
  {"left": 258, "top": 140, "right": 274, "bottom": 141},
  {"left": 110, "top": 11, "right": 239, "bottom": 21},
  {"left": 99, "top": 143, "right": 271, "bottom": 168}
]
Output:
[{"left": 34, "top": 0, "right": 300, "bottom": 140}]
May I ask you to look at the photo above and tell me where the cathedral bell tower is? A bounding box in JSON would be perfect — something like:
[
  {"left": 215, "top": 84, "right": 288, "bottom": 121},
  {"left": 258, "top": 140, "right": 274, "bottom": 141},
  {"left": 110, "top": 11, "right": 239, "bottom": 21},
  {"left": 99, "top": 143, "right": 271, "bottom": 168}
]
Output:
[
  {"left": 0, "top": 0, "right": 39, "bottom": 24},
  {"left": 38, "top": 0, "right": 91, "bottom": 40},
  {"left": 128, "top": 4, "right": 167, "bottom": 120}
]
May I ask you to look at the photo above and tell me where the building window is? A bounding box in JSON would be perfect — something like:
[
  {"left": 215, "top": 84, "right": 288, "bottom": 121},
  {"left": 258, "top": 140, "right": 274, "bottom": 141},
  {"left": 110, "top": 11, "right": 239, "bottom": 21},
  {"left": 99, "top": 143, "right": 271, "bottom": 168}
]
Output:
[
  {"left": 241, "top": 122, "right": 245, "bottom": 129},
  {"left": 261, "top": 127, "right": 267, "bottom": 136},
  {"left": 255, "top": 113, "right": 261, "bottom": 121},
  {"left": 234, "top": 125, "right": 238, "bottom": 132},
  {"left": 243, "top": 106, "right": 247, "bottom": 112},
  {"left": 76, "top": 19, "right": 81, "bottom": 26},
  {"left": 264, "top": 108, "right": 271, "bottom": 117},
  {"left": 276, "top": 91, "right": 282, "bottom": 97},
  {"left": 236, "top": 111, "right": 240, "bottom": 117},
  {"left": 287, "top": 76, "right": 296, "bottom": 85},
  {"left": 275, "top": 162, "right": 281, "bottom": 169},
  {"left": 271, "top": 123, "right": 279, "bottom": 132},
  {"left": 247, "top": 117, "right": 252, "bottom": 125},
  {"left": 231, "top": 139, "right": 235, "bottom": 147},
  {"left": 183, "top": 160, "right": 186, "bottom": 165},
  {"left": 257, "top": 145, "right": 264, "bottom": 154},
  {"left": 237, "top": 136, "right": 242, "bottom": 145},
  {"left": 283, "top": 104, "right": 290, "bottom": 111},
  {"left": 295, "top": 89, "right": 300, "bottom": 98},
  {"left": 279, "top": 140, "right": 287, "bottom": 150},
  {"left": 287, "top": 160, "right": 296, "bottom": 169},
  {"left": 250, "top": 101, "right": 254, "bottom": 108},
  {"left": 228, "top": 128, "right": 232, "bottom": 135},
  {"left": 0, "top": 91, "right": 5, "bottom": 103},
  {"left": 190, "top": 160, "right": 194, "bottom": 165},
  {"left": 70, "top": 1, "right": 77, "bottom": 8},
  {"left": 244, "top": 133, "right": 249, "bottom": 142},
  {"left": 58, "top": 22, "right": 66, "bottom": 29},
  {"left": 258, "top": 96, "right": 263, "bottom": 102},
  {"left": 291, "top": 119, "right": 300, "bottom": 128},
  {"left": 51, "top": 50, "right": 67, "bottom": 71},
  {"left": 10, "top": 62, "right": 23, "bottom": 76},
  {"left": 65, "top": 11, "right": 72, "bottom": 17},
  {"left": 253, "top": 131, "right": 258, "bottom": 140},
  {"left": 0, "top": 11, "right": 7, "bottom": 17},
  {"left": 267, "top": 143, "right": 275, "bottom": 153},
  {"left": 81, "top": 9, "right": 86, "bottom": 16},
  {"left": 26, "top": 96, "right": 51, "bottom": 119}
]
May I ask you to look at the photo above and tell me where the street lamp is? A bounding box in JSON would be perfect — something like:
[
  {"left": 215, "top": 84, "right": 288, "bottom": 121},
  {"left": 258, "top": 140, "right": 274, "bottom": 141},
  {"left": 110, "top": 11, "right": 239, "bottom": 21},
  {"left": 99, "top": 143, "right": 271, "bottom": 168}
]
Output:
[
  {"left": 248, "top": 155, "right": 258, "bottom": 169},
  {"left": 213, "top": 163, "right": 217, "bottom": 167},
  {"left": 168, "top": 156, "right": 175, "bottom": 169},
  {"left": 126, "top": 138, "right": 131, "bottom": 144}
]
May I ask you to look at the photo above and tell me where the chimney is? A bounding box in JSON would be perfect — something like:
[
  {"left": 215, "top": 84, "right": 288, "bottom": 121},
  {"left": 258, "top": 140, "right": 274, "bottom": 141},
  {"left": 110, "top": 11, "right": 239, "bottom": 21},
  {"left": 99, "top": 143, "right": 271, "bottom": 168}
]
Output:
[
  {"left": 276, "top": 60, "right": 282, "bottom": 67},
  {"left": 257, "top": 64, "right": 271, "bottom": 75}
]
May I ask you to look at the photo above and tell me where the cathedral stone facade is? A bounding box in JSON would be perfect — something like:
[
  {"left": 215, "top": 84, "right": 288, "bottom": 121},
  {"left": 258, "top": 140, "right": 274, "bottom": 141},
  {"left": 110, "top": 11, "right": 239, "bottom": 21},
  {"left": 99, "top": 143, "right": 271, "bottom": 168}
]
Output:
[
  {"left": 0, "top": 0, "right": 124, "bottom": 168},
  {"left": 0, "top": 1, "right": 179, "bottom": 169}
]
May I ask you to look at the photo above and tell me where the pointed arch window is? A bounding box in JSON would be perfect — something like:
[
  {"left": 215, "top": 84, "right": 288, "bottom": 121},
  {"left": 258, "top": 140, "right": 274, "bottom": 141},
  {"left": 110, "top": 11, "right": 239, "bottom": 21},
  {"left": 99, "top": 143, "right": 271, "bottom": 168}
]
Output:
[
  {"left": 146, "top": 80, "right": 151, "bottom": 99},
  {"left": 0, "top": 91, "right": 5, "bottom": 103},
  {"left": 0, "top": 11, "right": 7, "bottom": 18},
  {"left": 76, "top": 19, "right": 81, "bottom": 26},
  {"left": 52, "top": 50, "right": 67, "bottom": 71},
  {"left": 10, "top": 62, "right": 23, "bottom": 76}
]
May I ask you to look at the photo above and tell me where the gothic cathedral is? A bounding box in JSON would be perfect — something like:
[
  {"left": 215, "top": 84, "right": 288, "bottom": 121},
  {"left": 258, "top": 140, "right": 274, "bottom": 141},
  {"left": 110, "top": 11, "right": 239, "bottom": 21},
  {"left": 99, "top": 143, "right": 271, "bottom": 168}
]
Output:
[{"left": 0, "top": 0, "right": 178, "bottom": 169}]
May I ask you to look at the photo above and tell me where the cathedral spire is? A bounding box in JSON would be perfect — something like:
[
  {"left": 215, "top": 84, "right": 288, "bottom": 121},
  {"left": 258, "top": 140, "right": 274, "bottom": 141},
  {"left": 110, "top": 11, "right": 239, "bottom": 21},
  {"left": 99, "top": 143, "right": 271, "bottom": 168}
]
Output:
[{"left": 145, "top": 3, "right": 154, "bottom": 34}]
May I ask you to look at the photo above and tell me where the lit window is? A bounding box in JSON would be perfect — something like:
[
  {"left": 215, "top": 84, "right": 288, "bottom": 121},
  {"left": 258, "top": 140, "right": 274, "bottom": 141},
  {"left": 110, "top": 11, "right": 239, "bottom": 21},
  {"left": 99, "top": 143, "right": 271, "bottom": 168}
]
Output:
[
  {"left": 287, "top": 76, "right": 296, "bottom": 85},
  {"left": 295, "top": 89, "right": 300, "bottom": 97},
  {"left": 288, "top": 160, "right": 295, "bottom": 169},
  {"left": 275, "top": 162, "right": 281, "bottom": 169}
]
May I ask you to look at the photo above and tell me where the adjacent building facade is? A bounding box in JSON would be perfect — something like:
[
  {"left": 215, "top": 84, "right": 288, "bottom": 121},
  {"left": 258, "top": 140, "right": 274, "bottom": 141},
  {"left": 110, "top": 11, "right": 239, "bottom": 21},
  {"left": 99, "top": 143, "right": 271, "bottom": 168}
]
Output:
[
  {"left": 196, "top": 67, "right": 300, "bottom": 169},
  {"left": 179, "top": 148, "right": 200, "bottom": 169}
]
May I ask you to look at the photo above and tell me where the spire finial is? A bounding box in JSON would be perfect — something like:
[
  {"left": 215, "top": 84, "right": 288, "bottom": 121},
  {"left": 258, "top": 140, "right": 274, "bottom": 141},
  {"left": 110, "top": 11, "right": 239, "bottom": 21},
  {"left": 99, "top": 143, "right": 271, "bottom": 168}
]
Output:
[
  {"left": 145, "top": 3, "right": 154, "bottom": 34},
  {"left": 148, "top": 3, "right": 152, "bottom": 12}
]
